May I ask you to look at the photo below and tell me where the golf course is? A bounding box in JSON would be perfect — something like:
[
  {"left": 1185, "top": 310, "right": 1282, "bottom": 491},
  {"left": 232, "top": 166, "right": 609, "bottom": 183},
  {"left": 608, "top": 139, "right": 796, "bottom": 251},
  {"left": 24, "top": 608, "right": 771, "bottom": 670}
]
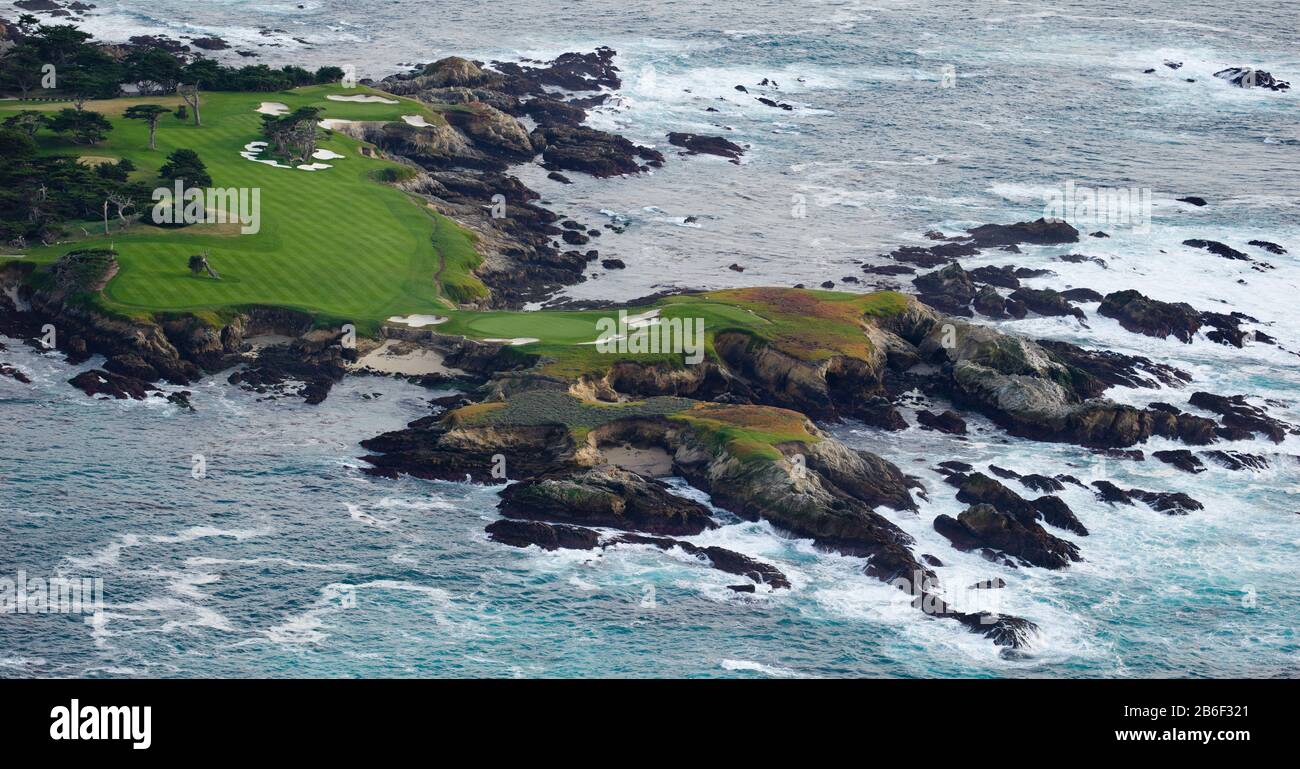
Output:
[
  {"left": 3, "top": 84, "right": 912, "bottom": 376},
  {"left": 3, "top": 83, "right": 484, "bottom": 331}
]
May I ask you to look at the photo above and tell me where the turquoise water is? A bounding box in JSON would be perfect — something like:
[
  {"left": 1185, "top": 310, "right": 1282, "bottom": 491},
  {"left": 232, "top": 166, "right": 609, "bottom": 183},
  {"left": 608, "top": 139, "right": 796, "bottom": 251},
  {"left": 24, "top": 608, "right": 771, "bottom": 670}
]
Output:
[{"left": 2, "top": 0, "right": 1299, "bottom": 677}]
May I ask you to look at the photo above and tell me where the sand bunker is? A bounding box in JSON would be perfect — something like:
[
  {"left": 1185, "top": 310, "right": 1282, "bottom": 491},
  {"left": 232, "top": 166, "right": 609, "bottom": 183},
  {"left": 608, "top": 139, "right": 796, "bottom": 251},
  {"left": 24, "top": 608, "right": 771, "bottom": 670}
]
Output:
[
  {"left": 600, "top": 444, "right": 674, "bottom": 477},
  {"left": 386, "top": 314, "right": 447, "bottom": 328},
  {"left": 319, "top": 118, "right": 361, "bottom": 130},
  {"left": 353, "top": 340, "right": 462, "bottom": 376},
  {"left": 401, "top": 115, "right": 433, "bottom": 127},
  {"left": 482, "top": 337, "right": 540, "bottom": 346},
  {"left": 326, "top": 94, "right": 399, "bottom": 104},
  {"left": 580, "top": 309, "right": 662, "bottom": 345},
  {"left": 256, "top": 102, "right": 289, "bottom": 115},
  {"left": 240, "top": 140, "right": 336, "bottom": 170}
]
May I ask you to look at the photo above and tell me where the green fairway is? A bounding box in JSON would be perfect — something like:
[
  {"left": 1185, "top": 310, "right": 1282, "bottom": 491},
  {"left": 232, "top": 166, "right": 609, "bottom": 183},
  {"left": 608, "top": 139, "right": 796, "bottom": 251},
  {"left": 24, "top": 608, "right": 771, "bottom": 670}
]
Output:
[
  {"left": 3, "top": 84, "right": 482, "bottom": 330},
  {"left": 437, "top": 288, "right": 908, "bottom": 377}
]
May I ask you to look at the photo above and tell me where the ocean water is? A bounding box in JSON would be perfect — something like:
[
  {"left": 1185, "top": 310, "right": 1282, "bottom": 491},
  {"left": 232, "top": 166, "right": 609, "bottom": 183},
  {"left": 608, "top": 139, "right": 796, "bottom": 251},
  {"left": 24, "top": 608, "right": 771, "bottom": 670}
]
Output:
[{"left": 1, "top": 0, "right": 1299, "bottom": 677}]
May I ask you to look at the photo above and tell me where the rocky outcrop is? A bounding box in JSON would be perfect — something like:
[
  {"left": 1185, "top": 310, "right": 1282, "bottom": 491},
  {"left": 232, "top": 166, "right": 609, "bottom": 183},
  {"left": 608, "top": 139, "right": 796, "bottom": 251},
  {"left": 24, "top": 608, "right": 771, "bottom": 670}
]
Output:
[
  {"left": 610, "top": 533, "right": 791, "bottom": 589},
  {"left": 1213, "top": 67, "right": 1291, "bottom": 91},
  {"left": 1091, "top": 481, "right": 1204, "bottom": 515},
  {"left": 946, "top": 471, "right": 1088, "bottom": 536},
  {"left": 934, "top": 503, "right": 1081, "bottom": 569},
  {"left": 442, "top": 104, "right": 536, "bottom": 161},
  {"left": 912, "top": 263, "right": 976, "bottom": 316},
  {"left": 1248, "top": 240, "right": 1286, "bottom": 255},
  {"left": 966, "top": 218, "right": 1079, "bottom": 247},
  {"left": 1008, "top": 287, "right": 1086, "bottom": 321},
  {"left": 883, "top": 309, "right": 1213, "bottom": 448},
  {"left": 1035, "top": 339, "right": 1190, "bottom": 391},
  {"left": 969, "top": 265, "right": 1022, "bottom": 289},
  {"left": 228, "top": 329, "right": 355, "bottom": 404},
  {"left": 531, "top": 123, "right": 664, "bottom": 177},
  {"left": 916, "top": 409, "right": 967, "bottom": 435},
  {"left": 1098, "top": 290, "right": 1201, "bottom": 342},
  {"left": 667, "top": 132, "right": 745, "bottom": 161},
  {"left": 498, "top": 465, "right": 717, "bottom": 535},
  {"left": 1189, "top": 392, "right": 1293, "bottom": 443},
  {"left": 1183, "top": 238, "right": 1248, "bottom": 261},
  {"left": 486, "top": 519, "right": 791, "bottom": 589},
  {"left": 68, "top": 369, "right": 158, "bottom": 400},
  {"left": 1152, "top": 449, "right": 1205, "bottom": 474},
  {"left": 486, "top": 519, "right": 601, "bottom": 550}
]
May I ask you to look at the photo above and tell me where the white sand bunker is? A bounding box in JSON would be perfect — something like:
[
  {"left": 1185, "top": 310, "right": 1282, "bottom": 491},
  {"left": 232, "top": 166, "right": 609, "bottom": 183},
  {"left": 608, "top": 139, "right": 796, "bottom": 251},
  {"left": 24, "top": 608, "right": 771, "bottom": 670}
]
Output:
[
  {"left": 326, "top": 94, "right": 399, "bottom": 104},
  {"left": 401, "top": 115, "right": 433, "bottom": 127},
  {"left": 353, "top": 340, "right": 463, "bottom": 376},
  {"left": 319, "top": 118, "right": 357, "bottom": 130},
  {"left": 580, "top": 309, "right": 661, "bottom": 345},
  {"left": 483, "top": 337, "right": 540, "bottom": 346},
  {"left": 256, "top": 102, "right": 289, "bottom": 115},
  {"left": 386, "top": 314, "right": 447, "bottom": 328},
  {"left": 240, "top": 140, "right": 337, "bottom": 171}
]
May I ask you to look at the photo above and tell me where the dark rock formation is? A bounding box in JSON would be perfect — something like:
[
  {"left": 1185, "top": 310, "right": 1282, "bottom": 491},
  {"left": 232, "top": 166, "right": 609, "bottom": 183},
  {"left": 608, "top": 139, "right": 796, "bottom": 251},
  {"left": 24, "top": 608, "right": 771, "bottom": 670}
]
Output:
[
  {"left": 1019, "top": 473, "right": 1065, "bottom": 494},
  {"left": 934, "top": 503, "right": 1081, "bottom": 569},
  {"left": 610, "top": 533, "right": 790, "bottom": 589},
  {"left": 532, "top": 123, "right": 664, "bottom": 177},
  {"left": 486, "top": 519, "right": 601, "bottom": 550},
  {"left": 1152, "top": 449, "right": 1206, "bottom": 474},
  {"left": 68, "top": 369, "right": 158, "bottom": 400},
  {"left": 947, "top": 471, "right": 1088, "bottom": 536},
  {"left": 969, "top": 265, "right": 1021, "bottom": 289},
  {"left": 666, "top": 132, "right": 745, "bottom": 160},
  {"left": 1009, "top": 287, "right": 1087, "bottom": 321},
  {"left": 1183, "top": 239, "right": 1249, "bottom": 261},
  {"left": 498, "top": 465, "right": 717, "bottom": 535},
  {"left": 228, "top": 329, "right": 353, "bottom": 405},
  {"left": 1091, "top": 481, "right": 1204, "bottom": 514},
  {"left": 1098, "top": 290, "right": 1201, "bottom": 342},
  {"left": 966, "top": 219, "right": 1079, "bottom": 248},
  {"left": 1201, "top": 450, "right": 1268, "bottom": 472},
  {"left": 1248, "top": 240, "right": 1286, "bottom": 255},
  {"left": 1189, "top": 392, "right": 1292, "bottom": 443},
  {"left": 913, "top": 263, "right": 976, "bottom": 316},
  {"left": 1213, "top": 67, "right": 1290, "bottom": 91},
  {"left": 916, "top": 409, "right": 967, "bottom": 435}
]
